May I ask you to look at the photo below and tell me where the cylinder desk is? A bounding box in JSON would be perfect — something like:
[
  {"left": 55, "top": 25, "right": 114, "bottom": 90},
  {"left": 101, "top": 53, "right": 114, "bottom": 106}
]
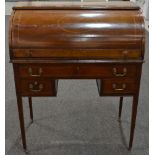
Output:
[{"left": 9, "top": 1, "right": 145, "bottom": 151}]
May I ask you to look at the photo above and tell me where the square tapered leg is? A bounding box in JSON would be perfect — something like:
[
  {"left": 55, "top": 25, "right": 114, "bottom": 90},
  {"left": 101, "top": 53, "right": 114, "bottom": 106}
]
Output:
[{"left": 17, "top": 95, "right": 27, "bottom": 150}]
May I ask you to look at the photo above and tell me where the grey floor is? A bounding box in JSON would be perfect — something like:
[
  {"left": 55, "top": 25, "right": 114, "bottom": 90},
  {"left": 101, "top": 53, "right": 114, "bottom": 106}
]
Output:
[{"left": 5, "top": 16, "right": 149, "bottom": 155}]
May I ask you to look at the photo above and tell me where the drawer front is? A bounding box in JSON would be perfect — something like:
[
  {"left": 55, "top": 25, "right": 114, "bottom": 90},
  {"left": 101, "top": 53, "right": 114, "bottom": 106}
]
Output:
[
  {"left": 13, "top": 49, "right": 142, "bottom": 59},
  {"left": 18, "top": 64, "right": 140, "bottom": 78},
  {"left": 20, "top": 79, "right": 57, "bottom": 96},
  {"left": 97, "top": 78, "right": 138, "bottom": 95}
]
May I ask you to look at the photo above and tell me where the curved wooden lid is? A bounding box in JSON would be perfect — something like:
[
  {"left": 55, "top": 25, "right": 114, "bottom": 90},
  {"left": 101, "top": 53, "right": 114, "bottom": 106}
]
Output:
[{"left": 13, "top": 1, "right": 140, "bottom": 10}]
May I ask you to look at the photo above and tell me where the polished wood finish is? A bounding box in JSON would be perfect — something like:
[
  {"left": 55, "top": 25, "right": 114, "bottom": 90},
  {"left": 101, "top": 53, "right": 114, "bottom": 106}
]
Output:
[
  {"left": 10, "top": 10, "right": 143, "bottom": 49},
  {"left": 9, "top": 1, "right": 145, "bottom": 151}
]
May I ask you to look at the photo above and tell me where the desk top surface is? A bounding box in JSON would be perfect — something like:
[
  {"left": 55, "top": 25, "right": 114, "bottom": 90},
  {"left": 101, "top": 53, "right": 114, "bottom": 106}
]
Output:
[{"left": 13, "top": 1, "right": 139, "bottom": 10}]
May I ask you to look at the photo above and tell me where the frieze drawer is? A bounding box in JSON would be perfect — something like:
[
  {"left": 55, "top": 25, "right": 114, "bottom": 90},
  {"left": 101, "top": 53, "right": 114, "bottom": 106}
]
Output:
[{"left": 18, "top": 64, "right": 140, "bottom": 78}]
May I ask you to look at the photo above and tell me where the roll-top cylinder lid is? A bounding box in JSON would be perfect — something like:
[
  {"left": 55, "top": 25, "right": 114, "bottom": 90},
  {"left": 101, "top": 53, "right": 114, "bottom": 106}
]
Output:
[{"left": 10, "top": 1, "right": 144, "bottom": 49}]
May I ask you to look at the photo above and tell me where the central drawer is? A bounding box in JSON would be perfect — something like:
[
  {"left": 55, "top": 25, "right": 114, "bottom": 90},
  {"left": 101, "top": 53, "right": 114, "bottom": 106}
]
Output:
[{"left": 18, "top": 63, "right": 140, "bottom": 79}]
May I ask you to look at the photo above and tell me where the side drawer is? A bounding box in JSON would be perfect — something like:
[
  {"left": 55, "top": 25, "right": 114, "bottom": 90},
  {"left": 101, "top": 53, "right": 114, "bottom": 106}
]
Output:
[
  {"left": 18, "top": 64, "right": 140, "bottom": 78},
  {"left": 20, "top": 79, "right": 58, "bottom": 96},
  {"left": 97, "top": 78, "right": 138, "bottom": 96}
]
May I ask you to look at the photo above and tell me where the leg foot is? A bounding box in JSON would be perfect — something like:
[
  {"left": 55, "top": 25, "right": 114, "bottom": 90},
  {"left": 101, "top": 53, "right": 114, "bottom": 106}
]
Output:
[{"left": 24, "top": 149, "right": 30, "bottom": 154}]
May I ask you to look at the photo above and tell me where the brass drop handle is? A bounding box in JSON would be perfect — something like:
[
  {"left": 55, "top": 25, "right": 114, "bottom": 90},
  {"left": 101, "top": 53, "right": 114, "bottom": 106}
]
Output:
[
  {"left": 28, "top": 67, "right": 42, "bottom": 77},
  {"left": 29, "top": 81, "right": 43, "bottom": 92},
  {"left": 112, "top": 83, "right": 126, "bottom": 91},
  {"left": 113, "top": 68, "right": 127, "bottom": 77}
]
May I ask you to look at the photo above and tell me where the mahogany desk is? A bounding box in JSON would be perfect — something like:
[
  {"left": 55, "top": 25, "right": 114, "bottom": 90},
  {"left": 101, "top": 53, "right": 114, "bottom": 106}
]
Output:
[{"left": 9, "top": 1, "right": 145, "bottom": 151}]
